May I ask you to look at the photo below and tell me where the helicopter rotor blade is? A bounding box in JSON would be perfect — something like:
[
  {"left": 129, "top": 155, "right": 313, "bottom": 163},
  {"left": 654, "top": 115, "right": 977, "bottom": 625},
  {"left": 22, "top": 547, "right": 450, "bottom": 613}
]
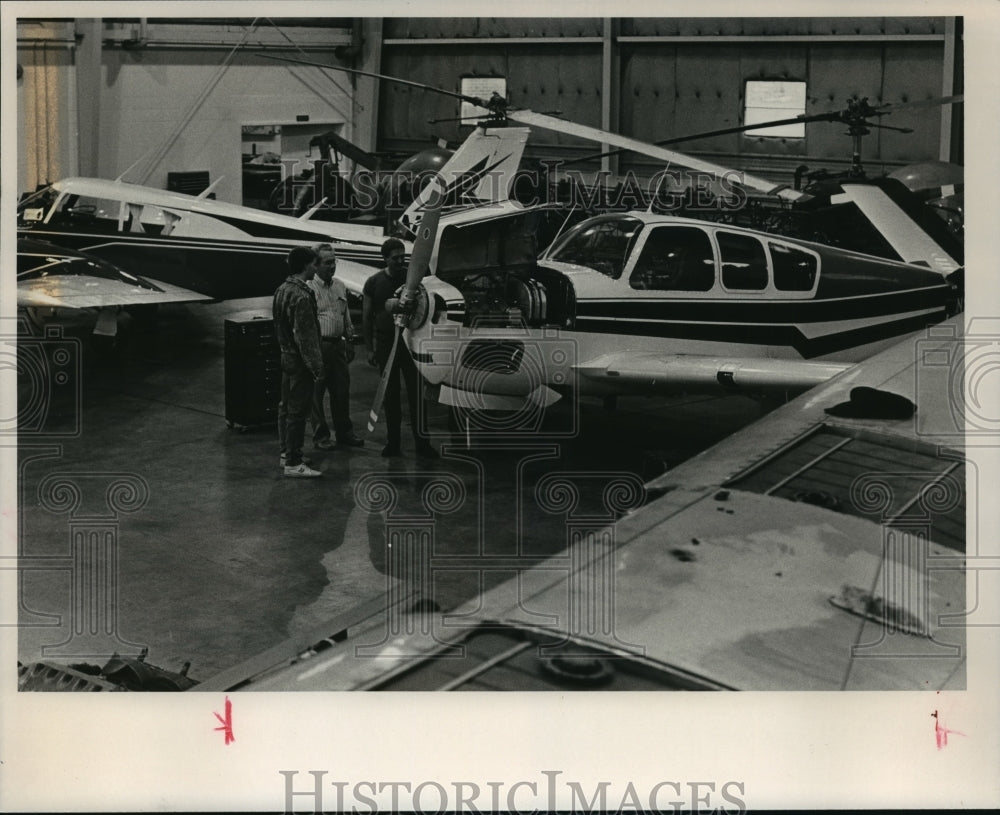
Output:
[
  {"left": 264, "top": 58, "right": 958, "bottom": 201},
  {"left": 562, "top": 94, "right": 962, "bottom": 168},
  {"left": 262, "top": 51, "right": 797, "bottom": 196},
  {"left": 561, "top": 114, "right": 816, "bottom": 167},
  {"left": 506, "top": 108, "right": 804, "bottom": 201},
  {"left": 873, "top": 93, "right": 964, "bottom": 114},
  {"left": 260, "top": 53, "right": 492, "bottom": 108}
]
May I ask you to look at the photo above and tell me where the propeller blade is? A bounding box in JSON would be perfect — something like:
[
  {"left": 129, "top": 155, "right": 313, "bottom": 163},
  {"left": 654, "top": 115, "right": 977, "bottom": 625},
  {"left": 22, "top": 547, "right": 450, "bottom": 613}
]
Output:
[
  {"left": 366, "top": 174, "right": 446, "bottom": 433},
  {"left": 400, "top": 174, "right": 446, "bottom": 305},
  {"left": 367, "top": 327, "right": 401, "bottom": 433},
  {"left": 506, "top": 108, "right": 803, "bottom": 201}
]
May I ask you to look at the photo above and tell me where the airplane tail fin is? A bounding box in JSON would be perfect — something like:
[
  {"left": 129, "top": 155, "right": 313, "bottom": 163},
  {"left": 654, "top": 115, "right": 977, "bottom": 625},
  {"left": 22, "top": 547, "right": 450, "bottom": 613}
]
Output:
[
  {"left": 839, "top": 182, "right": 962, "bottom": 275},
  {"left": 398, "top": 126, "right": 529, "bottom": 236}
]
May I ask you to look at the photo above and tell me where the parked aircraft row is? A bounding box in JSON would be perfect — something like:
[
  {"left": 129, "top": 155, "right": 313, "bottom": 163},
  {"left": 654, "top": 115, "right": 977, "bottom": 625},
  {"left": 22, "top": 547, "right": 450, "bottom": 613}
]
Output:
[{"left": 17, "top": 67, "right": 963, "bottom": 417}]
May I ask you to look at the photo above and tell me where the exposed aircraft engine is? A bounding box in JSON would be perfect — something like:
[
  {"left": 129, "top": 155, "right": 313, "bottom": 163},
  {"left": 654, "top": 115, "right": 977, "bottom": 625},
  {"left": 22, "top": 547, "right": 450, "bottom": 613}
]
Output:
[{"left": 433, "top": 208, "right": 576, "bottom": 328}]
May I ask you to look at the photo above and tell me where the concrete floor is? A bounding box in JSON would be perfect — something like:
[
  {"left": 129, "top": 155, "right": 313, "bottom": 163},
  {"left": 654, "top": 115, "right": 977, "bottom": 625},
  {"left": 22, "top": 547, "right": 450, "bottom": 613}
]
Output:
[{"left": 15, "top": 299, "right": 763, "bottom": 683}]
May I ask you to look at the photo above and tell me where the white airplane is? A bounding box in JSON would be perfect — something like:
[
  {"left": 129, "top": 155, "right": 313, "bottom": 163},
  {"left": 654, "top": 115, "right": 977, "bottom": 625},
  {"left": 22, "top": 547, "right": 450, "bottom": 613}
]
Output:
[
  {"left": 406, "top": 202, "right": 961, "bottom": 413},
  {"left": 187, "top": 315, "right": 967, "bottom": 692},
  {"left": 14, "top": 125, "right": 530, "bottom": 335}
]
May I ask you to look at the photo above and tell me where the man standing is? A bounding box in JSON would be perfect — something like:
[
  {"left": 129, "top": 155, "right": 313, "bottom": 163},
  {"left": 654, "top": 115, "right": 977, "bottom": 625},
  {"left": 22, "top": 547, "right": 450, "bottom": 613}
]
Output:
[
  {"left": 362, "top": 237, "right": 438, "bottom": 460},
  {"left": 308, "top": 243, "right": 364, "bottom": 451},
  {"left": 274, "top": 246, "right": 324, "bottom": 477}
]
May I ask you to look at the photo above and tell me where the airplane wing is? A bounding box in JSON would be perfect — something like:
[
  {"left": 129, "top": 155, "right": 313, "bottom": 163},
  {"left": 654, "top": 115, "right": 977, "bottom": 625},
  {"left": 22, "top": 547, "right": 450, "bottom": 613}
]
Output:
[
  {"left": 17, "top": 240, "right": 213, "bottom": 310},
  {"left": 574, "top": 351, "right": 852, "bottom": 395},
  {"left": 837, "top": 183, "right": 961, "bottom": 274},
  {"left": 187, "top": 319, "right": 966, "bottom": 692},
  {"left": 17, "top": 275, "right": 214, "bottom": 310},
  {"left": 398, "top": 127, "right": 531, "bottom": 236}
]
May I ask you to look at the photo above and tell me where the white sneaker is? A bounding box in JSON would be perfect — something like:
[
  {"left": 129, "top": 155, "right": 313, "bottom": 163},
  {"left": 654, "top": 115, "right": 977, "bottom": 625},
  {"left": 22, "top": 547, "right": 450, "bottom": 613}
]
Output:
[
  {"left": 279, "top": 453, "right": 312, "bottom": 466},
  {"left": 283, "top": 463, "right": 322, "bottom": 478}
]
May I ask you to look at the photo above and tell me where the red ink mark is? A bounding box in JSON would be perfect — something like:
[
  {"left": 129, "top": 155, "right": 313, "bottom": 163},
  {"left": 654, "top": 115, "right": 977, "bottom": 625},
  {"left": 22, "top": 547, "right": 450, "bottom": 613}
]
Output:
[
  {"left": 214, "top": 696, "right": 235, "bottom": 745},
  {"left": 932, "top": 709, "right": 964, "bottom": 749}
]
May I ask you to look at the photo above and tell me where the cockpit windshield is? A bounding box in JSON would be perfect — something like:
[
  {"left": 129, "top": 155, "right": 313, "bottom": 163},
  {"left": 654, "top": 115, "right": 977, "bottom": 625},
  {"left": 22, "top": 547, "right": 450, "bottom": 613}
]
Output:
[
  {"left": 17, "top": 186, "right": 60, "bottom": 224},
  {"left": 545, "top": 215, "right": 644, "bottom": 279}
]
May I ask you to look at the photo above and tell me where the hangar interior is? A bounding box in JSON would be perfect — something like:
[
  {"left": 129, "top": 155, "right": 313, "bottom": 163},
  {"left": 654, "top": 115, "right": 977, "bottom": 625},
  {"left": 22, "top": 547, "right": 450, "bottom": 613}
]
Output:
[
  {"left": 18, "top": 16, "right": 961, "bottom": 200},
  {"left": 13, "top": 16, "right": 966, "bottom": 691}
]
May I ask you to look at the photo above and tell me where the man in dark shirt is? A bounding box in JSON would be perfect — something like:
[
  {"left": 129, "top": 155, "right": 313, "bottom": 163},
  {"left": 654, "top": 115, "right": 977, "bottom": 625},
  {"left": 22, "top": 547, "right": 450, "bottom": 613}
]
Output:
[
  {"left": 273, "top": 246, "right": 324, "bottom": 477},
  {"left": 362, "top": 237, "right": 438, "bottom": 459}
]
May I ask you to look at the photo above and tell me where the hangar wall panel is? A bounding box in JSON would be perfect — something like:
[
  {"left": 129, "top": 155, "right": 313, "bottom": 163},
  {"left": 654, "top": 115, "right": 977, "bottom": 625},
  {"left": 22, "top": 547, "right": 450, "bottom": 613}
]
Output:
[
  {"left": 623, "top": 17, "right": 945, "bottom": 36},
  {"left": 878, "top": 45, "right": 945, "bottom": 162},
  {"left": 377, "top": 16, "right": 956, "bottom": 188},
  {"left": 385, "top": 18, "right": 604, "bottom": 39},
  {"left": 381, "top": 44, "right": 604, "bottom": 153}
]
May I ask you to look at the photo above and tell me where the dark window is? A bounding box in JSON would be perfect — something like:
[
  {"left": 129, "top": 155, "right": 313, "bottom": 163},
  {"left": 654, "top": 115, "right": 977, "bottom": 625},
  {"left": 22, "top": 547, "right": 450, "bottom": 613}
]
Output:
[
  {"left": 770, "top": 242, "right": 818, "bottom": 291},
  {"left": 718, "top": 232, "right": 768, "bottom": 290},
  {"left": 628, "top": 226, "right": 715, "bottom": 291},
  {"left": 49, "top": 194, "right": 125, "bottom": 233},
  {"left": 547, "top": 216, "right": 643, "bottom": 280}
]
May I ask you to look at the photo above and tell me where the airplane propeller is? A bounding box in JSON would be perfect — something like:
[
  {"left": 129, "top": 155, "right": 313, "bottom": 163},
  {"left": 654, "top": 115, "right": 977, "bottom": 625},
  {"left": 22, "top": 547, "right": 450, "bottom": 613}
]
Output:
[
  {"left": 366, "top": 172, "right": 446, "bottom": 433},
  {"left": 261, "top": 53, "right": 802, "bottom": 201}
]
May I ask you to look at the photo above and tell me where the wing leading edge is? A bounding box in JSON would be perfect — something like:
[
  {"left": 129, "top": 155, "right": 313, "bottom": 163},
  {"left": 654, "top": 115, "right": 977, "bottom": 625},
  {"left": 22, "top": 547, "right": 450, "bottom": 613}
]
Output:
[
  {"left": 17, "top": 240, "right": 213, "bottom": 310},
  {"left": 574, "top": 351, "right": 852, "bottom": 395}
]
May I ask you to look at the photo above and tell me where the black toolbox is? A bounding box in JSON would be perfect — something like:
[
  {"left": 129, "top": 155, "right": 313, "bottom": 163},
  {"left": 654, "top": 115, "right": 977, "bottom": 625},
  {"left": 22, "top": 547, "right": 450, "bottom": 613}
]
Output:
[{"left": 224, "top": 313, "right": 280, "bottom": 430}]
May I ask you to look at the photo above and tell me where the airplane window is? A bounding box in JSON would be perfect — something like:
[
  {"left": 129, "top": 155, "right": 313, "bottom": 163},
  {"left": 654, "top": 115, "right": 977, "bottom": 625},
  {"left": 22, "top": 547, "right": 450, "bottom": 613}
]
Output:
[
  {"left": 718, "top": 232, "right": 768, "bottom": 290},
  {"left": 51, "top": 194, "right": 124, "bottom": 233},
  {"left": 547, "top": 216, "right": 643, "bottom": 279},
  {"left": 131, "top": 204, "right": 170, "bottom": 236},
  {"left": 629, "top": 226, "right": 715, "bottom": 292},
  {"left": 770, "top": 242, "right": 818, "bottom": 291}
]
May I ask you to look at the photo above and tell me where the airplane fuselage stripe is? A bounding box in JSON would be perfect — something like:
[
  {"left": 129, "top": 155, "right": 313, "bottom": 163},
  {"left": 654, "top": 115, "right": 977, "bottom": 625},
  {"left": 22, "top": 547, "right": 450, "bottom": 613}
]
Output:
[
  {"left": 18, "top": 227, "right": 386, "bottom": 300},
  {"left": 20, "top": 228, "right": 384, "bottom": 261},
  {"left": 569, "top": 311, "right": 942, "bottom": 357},
  {"left": 574, "top": 288, "right": 949, "bottom": 323}
]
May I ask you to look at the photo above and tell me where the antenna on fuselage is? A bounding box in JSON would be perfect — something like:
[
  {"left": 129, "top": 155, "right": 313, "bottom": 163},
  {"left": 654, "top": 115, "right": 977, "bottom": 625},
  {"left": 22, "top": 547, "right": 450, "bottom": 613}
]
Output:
[
  {"left": 114, "top": 146, "right": 159, "bottom": 183},
  {"left": 298, "top": 197, "right": 329, "bottom": 220},
  {"left": 197, "top": 176, "right": 225, "bottom": 199}
]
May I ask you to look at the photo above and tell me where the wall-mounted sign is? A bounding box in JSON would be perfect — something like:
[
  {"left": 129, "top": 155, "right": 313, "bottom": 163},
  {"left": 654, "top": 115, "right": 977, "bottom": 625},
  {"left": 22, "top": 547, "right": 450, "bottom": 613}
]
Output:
[{"left": 744, "top": 80, "right": 807, "bottom": 138}]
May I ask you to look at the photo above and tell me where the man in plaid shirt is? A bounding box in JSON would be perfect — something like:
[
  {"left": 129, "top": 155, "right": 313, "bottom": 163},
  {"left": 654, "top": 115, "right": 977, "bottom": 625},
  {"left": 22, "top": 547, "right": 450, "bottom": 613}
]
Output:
[{"left": 273, "top": 246, "right": 324, "bottom": 477}]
